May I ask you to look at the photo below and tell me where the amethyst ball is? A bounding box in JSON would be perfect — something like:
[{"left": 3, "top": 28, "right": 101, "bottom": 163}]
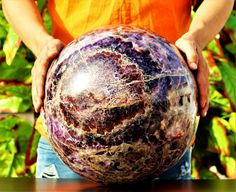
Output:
[{"left": 42, "top": 26, "right": 198, "bottom": 184}]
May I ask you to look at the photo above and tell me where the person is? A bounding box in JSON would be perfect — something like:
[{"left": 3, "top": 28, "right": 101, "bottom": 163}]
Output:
[{"left": 2, "top": 0, "right": 234, "bottom": 179}]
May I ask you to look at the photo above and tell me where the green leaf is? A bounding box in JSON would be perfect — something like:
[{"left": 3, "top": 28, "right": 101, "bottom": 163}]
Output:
[
  {"left": 0, "top": 84, "right": 32, "bottom": 113},
  {"left": 36, "top": 0, "right": 52, "bottom": 33},
  {"left": 203, "top": 51, "right": 222, "bottom": 82},
  {"left": 0, "top": 26, "right": 7, "bottom": 39},
  {"left": 224, "top": 10, "right": 236, "bottom": 42},
  {"left": 0, "top": 115, "right": 36, "bottom": 177},
  {"left": 229, "top": 113, "right": 236, "bottom": 132},
  {"left": 215, "top": 117, "right": 235, "bottom": 157},
  {"left": 191, "top": 157, "right": 200, "bottom": 179},
  {"left": 0, "top": 115, "right": 33, "bottom": 144},
  {"left": 0, "top": 96, "right": 23, "bottom": 113},
  {"left": 0, "top": 116, "right": 33, "bottom": 153},
  {"left": 37, "top": 0, "right": 48, "bottom": 12},
  {"left": 0, "top": 128, "right": 15, "bottom": 140},
  {"left": 0, "top": 149, "right": 15, "bottom": 177},
  {"left": 3, "top": 26, "right": 21, "bottom": 65},
  {"left": 220, "top": 155, "right": 236, "bottom": 178},
  {"left": 0, "top": 139, "right": 18, "bottom": 177},
  {"left": 0, "top": 54, "right": 33, "bottom": 82},
  {"left": 206, "top": 39, "right": 223, "bottom": 56},
  {"left": 225, "top": 43, "right": 236, "bottom": 55},
  {"left": 0, "top": 116, "right": 21, "bottom": 130},
  {"left": 0, "top": 84, "right": 31, "bottom": 97},
  {"left": 17, "top": 124, "right": 34, "bottom": 154},
  {"left": 8, "top": 154, "right": 26, "bottom": 177},
  {"left": 216, "top": 115, "right": 235, "bottom": 132},
  {"left": 0, "top": 10, "right": 9, "bottom": 30},
  {"left": 0, "top": 139, "right": 17, "bottom": 154},
  {"left": 207, "top": 117, "right": 230, "bottom": 156},
  {"left": 225, "top": 10, "right": 236, "bottom": 30},
  {"left": 218, "top": 61, "right": 236, "bottom": 109},
  {"left": 0, "top": 50, "right": 5, "bottom": 57},
  {"left": 209, "top": 86, "right": 231, "bottom": 112},
  {"left": 43, "top": 9, "right": 52, "bottom": 34}
]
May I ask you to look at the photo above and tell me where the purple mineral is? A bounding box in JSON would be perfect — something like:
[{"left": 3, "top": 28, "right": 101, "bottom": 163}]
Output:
[{"left": 42, "top": 26, "right": 198, "bottom": 184}]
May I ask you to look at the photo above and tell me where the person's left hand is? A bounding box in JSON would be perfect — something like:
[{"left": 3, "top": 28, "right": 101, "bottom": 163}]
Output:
[{"left": 175, "top": 32, "right": 210, "bottom": 117}]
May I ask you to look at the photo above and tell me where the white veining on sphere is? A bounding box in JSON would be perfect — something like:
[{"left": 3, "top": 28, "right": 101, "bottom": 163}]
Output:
[{"left": 43, "top": 26, "right": 198, "bottom": 184}]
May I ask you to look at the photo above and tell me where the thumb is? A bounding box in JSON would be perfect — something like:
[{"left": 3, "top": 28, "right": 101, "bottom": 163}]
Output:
[{"left": 175, "top": 39, "right": 199, "bottom": 70}]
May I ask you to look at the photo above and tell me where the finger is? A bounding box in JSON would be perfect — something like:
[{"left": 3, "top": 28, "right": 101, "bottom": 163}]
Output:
[
  {"left": 31, "top": 67, "right": 38, "bottom": 112},
  {"left": 197, "top": 55, "right": 210, "bottom": 117},
  {"left": 175, "top": 39, "right": 199, "bottom": 70},
  {"left": 32, "top": 69, "right": 43, "bottom": 112},
  {"left": 32, "top": 53, "right": 49, "bottom": 112},
  {"left": 34, "top": 61, "right": 49, "bottom": 112},
  {"left": 201, "top": 98, "right": 209, "bottom": 117},
  {"left": 35, "top": 72, "right": 47, "bottom": 111},
  {"left": 32, "top": 39, "right": 64, "bottom": 112}
]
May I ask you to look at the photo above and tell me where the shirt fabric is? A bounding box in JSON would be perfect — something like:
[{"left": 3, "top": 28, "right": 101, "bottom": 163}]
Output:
[{"left": 47, "top": 0, "right": 194, "bottom": 44}]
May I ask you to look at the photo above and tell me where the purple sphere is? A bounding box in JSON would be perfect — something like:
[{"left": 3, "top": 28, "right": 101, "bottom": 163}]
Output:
[{"left": 42, "top": 26, "right": 198, "bottom": 184}]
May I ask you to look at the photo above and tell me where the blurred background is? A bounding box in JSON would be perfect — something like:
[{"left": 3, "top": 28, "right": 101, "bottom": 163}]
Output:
[{"left": 0, "top": 1, "right": 235, "bottom": 179}]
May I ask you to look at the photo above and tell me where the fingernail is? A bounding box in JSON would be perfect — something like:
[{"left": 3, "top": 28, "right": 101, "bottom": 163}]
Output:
[
  {"left": 204, "top": 111, "right": 207, "bottom": 117},
  {"left": 200, "top": 100, "right": 206, "bottom": 108},
  {"left": 191, "top": 62, "right": 198, "bottom": 69},
  {"left": 35, "top": 101, "right": 38, "bottom": 111}
]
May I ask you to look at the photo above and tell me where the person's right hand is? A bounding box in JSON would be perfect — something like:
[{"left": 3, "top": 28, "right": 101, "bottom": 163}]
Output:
[
  {"left": 32, "top": 37, "right": 64, "bottom": 112},
  {"left": 175, "top": 32, "right": 210, "bottom": 117}
]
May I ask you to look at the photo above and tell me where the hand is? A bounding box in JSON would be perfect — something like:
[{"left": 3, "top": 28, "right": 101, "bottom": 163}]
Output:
[
  {"left": 175, "top": 32, "right": 210, "bottom": 117},
  {"left": 32, "top": 37, "right": 64, "bottom": 112}
]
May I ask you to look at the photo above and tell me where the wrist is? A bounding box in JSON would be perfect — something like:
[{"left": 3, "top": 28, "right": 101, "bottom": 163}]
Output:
[
  {"left": 179, "top": 31, "right": 203, "bottom": 50},
  {"left": 34, "top": 30, "right": 55, "bottom": 57}
]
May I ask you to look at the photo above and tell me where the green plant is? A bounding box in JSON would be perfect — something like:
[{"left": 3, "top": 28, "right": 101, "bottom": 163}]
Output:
[
  {"left": 0, "top": 115, "right": 40, "bottom": 177},
  {"left": 192, "top": 10, "right": 236, "bottom": 179},
  {"left": 0, "top": 0, "right": 48, "bottom": 177}
]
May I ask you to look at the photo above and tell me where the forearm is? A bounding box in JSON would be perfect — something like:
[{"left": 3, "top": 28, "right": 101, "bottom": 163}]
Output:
[
  {"left": 189, "top": 0, "right": 234, "bottom": 49},
  {"left": 2, "top": 0, "right": 52, "bottom": 57}
]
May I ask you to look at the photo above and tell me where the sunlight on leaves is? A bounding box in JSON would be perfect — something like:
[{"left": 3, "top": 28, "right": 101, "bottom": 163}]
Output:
[
  {"left": 207, "top": 117, "right": 230, "bottom": 156},
  {"left": 209, "top": 86, "right": 231, "bottom": 112},
  {"left": 220, "top": 155, "right": 236, "bottom": 179},
  {"left": 229, "top": 113, "right": 236, "bottom": 132},
  {"left": 3, "top": 27, "right": 21, "bottom": 65},
  {"left": 218, "top": 61, "right": 236, "bottom": 109}
]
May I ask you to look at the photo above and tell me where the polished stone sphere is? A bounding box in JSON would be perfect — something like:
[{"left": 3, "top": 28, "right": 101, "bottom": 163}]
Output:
[{"left": 42, "top": 26, "right": 198, "bottom": 184}]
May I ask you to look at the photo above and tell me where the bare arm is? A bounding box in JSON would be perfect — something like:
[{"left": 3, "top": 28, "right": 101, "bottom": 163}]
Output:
[
  {"left": 2, "top": 0, "right": 64, "bottom": 112},
  {"left": 189, "top": 0, "right": 234, "bottom": 49},
  {"left": 2, "top": 0, "right": 52, "bottom": 56},
  {"left": 175, "top": 0, "right": 234, "bottom": 117}
]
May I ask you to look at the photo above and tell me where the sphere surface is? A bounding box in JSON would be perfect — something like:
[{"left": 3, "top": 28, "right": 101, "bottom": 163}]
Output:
[{"left": 42, "top": 26, "right": 197, "bottom": 184}]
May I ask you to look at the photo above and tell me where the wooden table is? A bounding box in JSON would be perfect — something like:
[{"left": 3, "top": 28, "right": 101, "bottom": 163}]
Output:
[{"left": 0, "top": 178, "right": 235, "bottom": 192}]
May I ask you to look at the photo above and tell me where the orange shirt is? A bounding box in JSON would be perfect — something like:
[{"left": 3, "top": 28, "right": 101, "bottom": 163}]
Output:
[{"left": 48, "top": 0, "right": 194, "bottom": 44}]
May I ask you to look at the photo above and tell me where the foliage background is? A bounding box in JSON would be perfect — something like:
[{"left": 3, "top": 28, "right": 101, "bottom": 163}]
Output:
[{"left": 0, "top": 1, "right": 235, "bottom": 178}]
